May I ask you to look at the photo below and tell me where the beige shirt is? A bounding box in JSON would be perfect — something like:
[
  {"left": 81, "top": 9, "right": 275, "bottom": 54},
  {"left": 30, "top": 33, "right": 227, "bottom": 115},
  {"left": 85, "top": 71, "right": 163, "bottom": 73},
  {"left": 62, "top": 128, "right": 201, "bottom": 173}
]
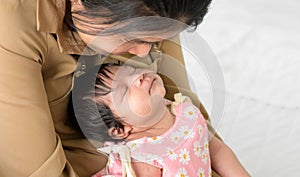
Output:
[{"left": 0, "top": 0, "right": 216, "bottom": 177}]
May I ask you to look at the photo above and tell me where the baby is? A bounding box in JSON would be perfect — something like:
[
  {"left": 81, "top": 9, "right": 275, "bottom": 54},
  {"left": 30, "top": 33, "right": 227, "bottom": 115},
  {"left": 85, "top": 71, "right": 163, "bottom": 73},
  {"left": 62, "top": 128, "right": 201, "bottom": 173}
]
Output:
[{"left": 91, "top": 63, "right": 211, "bottom": 177}]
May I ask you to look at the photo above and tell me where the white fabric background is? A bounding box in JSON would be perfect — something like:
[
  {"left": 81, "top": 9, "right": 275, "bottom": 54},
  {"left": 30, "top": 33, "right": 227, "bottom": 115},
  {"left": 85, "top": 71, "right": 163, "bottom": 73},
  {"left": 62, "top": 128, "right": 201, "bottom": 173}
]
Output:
[{"left": 182, "top": 0, "right": 300, "bottom": 176}]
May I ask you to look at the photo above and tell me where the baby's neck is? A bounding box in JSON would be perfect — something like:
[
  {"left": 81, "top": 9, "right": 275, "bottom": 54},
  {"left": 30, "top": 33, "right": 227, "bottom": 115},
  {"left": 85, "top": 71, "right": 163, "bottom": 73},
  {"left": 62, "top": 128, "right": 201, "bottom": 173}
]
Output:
[{"left": 125, "top": 110, "right": 175, "bottom": 141}]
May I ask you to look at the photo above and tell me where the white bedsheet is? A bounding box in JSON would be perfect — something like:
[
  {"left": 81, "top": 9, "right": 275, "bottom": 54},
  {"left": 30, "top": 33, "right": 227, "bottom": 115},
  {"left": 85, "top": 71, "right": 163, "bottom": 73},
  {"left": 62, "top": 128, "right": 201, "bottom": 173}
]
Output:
[{"left": 182, "top": 0, "right": 300, "bottom": 176}]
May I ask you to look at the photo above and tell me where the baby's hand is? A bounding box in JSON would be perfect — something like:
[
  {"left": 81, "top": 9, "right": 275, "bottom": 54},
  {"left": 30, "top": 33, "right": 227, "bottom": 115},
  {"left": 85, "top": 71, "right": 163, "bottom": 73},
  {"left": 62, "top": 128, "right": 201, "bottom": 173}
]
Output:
[{"left": 131, "top": 161, "right": 162, "bottom": 177}]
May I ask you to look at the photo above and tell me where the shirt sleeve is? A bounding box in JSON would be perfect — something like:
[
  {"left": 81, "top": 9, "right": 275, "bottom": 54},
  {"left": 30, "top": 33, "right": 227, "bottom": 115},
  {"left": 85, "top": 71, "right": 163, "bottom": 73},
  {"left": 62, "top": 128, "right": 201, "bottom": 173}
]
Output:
[{"left": 0, "top": 1, "right": 78, "bottom": 176}]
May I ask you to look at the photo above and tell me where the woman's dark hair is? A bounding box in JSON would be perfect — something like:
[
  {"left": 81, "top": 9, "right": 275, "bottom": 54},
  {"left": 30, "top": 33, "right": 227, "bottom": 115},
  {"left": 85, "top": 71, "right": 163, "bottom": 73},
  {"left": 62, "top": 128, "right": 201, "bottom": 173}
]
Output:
[
  {"left": 70, "top": 62, "right": 125, "bottom": 142},
  {"left": 64, "top": 0, "right": 212, "bottom": 35}
]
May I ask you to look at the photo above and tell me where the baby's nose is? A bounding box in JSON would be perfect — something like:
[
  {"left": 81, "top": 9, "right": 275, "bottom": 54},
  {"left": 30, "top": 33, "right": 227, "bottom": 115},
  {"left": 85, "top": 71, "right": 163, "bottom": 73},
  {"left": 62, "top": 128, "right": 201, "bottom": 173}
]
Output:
[{"left": 135, "top": 73, "right": 145, "bottom": 87}]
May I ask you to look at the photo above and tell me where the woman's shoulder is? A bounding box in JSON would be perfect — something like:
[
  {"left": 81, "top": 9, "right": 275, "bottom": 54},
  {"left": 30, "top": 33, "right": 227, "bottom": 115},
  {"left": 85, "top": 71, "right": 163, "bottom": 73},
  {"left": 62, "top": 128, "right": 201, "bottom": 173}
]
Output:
[
  {"left": 0, "top": 0, "right": 38, "bottom": 31},
  {"left": 0, "top": 0, "right": 49, "bottom": 62}
]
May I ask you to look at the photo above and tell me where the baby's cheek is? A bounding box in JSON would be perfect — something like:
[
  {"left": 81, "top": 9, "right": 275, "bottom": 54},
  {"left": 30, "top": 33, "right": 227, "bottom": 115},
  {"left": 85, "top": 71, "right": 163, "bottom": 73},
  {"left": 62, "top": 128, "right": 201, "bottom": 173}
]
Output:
[
  {"left": 129, "top": 96, "right": 152, "bottom": 116},
  {"left": 126, "top": 89, "right": 150, "bottom": 115}
]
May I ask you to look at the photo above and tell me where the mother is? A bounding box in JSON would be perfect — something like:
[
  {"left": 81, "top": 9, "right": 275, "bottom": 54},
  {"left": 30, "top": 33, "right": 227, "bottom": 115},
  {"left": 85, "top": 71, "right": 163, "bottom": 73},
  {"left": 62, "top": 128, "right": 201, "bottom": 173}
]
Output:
[{"left": 0, "top": 0, "right": 231, "bottom": 176}]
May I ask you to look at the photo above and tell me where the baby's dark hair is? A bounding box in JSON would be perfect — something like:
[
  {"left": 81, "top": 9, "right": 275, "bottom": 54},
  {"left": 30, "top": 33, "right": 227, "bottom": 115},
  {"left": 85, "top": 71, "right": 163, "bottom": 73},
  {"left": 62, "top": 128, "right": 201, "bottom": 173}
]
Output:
[
  {"left": 70, "top": 62, "right": 125, "bottom": 142},
  {"left": 94, "top": 63, "right": 125, "bottom": 132}
]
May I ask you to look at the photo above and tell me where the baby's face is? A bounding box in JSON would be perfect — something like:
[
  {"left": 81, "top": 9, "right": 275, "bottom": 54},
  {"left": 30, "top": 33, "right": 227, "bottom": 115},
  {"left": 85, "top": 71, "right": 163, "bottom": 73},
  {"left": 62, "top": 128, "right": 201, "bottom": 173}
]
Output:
[{"left": 99, "top": 65, "right": 167, "bottom": 127}]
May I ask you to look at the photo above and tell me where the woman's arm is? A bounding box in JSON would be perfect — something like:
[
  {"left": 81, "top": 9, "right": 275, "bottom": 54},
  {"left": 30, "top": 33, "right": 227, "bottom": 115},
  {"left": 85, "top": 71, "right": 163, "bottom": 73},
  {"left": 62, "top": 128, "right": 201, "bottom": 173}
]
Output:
[{"left": 209, "top": 136, "right": 251, "bottom": 177}]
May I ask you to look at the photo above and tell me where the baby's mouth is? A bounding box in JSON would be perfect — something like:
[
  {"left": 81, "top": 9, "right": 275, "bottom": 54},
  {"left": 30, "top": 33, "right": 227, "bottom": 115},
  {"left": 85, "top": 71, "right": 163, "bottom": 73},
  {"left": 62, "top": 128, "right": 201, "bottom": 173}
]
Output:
[{"left": 149, "top": 78, "right": 156, "bottom": 94}]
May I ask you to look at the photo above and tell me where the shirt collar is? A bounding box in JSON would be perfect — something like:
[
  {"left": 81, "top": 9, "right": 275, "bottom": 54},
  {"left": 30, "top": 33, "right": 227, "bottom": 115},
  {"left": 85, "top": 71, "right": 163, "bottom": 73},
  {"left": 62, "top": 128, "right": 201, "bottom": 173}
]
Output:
[{"left": 36, "top": 0, "right": 97, "bottom": 55}]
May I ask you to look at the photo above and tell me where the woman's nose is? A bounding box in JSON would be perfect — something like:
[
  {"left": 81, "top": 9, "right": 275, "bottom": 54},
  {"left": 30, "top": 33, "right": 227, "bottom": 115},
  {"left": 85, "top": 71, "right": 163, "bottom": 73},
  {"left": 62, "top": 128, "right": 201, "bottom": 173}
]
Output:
[{"left": 128, "top": 43, "right": 152, "bottom": 57}]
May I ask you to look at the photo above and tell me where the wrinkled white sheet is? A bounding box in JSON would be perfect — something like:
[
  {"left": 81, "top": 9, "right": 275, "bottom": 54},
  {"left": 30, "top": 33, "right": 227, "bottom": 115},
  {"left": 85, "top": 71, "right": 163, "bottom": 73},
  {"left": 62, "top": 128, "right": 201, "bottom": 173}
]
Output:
[{"left": 182, "top": 0, "right": 300, "bottom": 176}]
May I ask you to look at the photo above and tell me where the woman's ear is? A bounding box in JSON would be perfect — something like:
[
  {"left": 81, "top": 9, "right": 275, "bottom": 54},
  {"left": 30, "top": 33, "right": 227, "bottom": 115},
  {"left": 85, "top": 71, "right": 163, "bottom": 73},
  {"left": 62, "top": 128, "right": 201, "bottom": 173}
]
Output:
[{"left": 108, "top": 126, "right": 132, "bottom": 139}]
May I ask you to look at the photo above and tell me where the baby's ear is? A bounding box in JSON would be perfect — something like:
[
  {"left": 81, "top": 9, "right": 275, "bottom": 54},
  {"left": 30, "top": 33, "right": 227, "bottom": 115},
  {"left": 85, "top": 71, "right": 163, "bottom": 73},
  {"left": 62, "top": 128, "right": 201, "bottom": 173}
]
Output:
[{"left": 108, "top": 126, "right": 132, "bottom": 139}]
